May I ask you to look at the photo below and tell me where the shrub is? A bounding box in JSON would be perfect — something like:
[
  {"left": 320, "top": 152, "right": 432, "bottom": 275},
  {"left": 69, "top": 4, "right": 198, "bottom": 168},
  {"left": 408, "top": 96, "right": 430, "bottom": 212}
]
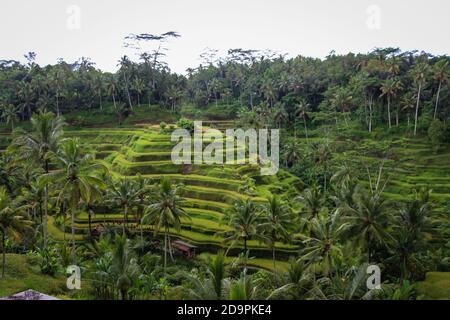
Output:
[
  {"left": 177, "top": 117, "right": 194, "bottom": 132},
  {"left": 428, "top": 119, "right": 446, "bottom": 151}
]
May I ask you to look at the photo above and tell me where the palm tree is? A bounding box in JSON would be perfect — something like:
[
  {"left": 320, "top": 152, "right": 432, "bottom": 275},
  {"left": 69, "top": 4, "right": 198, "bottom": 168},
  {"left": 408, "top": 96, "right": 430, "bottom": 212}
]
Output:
[
  {"left": 313, "top": 263, "right": 376, "bottom": 300},
  {"left": 0, "top": 187, "right": 33, "bottom": 278},
  {"left": 118, "top": 56, "right": 134, "bottom": 110},
  {"left": 220, "top": 199, "right": 265, "bottom": 270},
  {"left": 228, "top": 272, "right": 257, "bottom": 300},
  {"left": 397, "top": 188, "right": 434, "bottom": 242},
  {"left": 410, "top": 62, "right": 431, "bottom": 136},
  {"left": 261, "top": 78, "right": 276, "bottom": 108},
  {"left": 260, "top": 195, "right": 293, "bottom": 270},
  {"left": 166, "top": 86, "right": 183, "bottom": 112},
  {"left": 142, "top": 177, "right": 188, "bottom": 273},
  {"left": 18, "top": 82, "right": 35, "bottom": 119},
  {"left": 184, "top": 251, "right": 227, "bottom": 300},
  {"left": 283, "top": 140, "right": 301, "bottom": 168},
  {"left": 131, "top": 78, "right": 146, "bottom": 106},
  {"left": 106, "top": 76, "right": 119, "bottom": 110},
  {"left": 272, "top": 102, "right": 288, "bottom": 128},
  {"left": 296, "top": 185, "right": 325, "bottom": 218},
  {"left": 50, "top": 138, "right": 106, "bottom": 262},
  {"left": 92, "top": 75, "right": 104, "bottom": 110},
  {"left": 1, "top": 104, "right": 20, "bottom": 131},
  {"left": 295, "top": 100, "right": 311, "bottom": 139},
  {"left": 330, "top": 88, "right": 353, "bottom": 126},
  {"left": 401, "top": 93, "right": 416, "bottom": 129},
  {"left": 299, "top": 213, "right": 348, "bottom": 275},
  {"left": 135, "top": 174, "right": 153, "bottom": 243},
  {"left": 268, "top": 258, "right": 315, "bottom": 300},
  {"left": 14, "top": 111, "right": 64, "bottom": 248},
  {"left": 111, "top": 233, "right": 140, "bottom": 300},
  {"left": 380, "top": 78, "right": 403, "bottom": 128},
  {"left": 432, "top": 59, "right": 448, "bottom": 119},
  {"left": 107, "top": 179, "right": 142, "bottom": 234},
  {"left": 343, "top": 190, "right": 393, "bottom": 261}
]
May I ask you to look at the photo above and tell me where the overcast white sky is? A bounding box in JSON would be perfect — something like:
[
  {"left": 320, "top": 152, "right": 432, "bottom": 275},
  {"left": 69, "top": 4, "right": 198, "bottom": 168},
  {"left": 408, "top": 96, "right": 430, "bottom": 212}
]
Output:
[{"left": 1, "top": 0, "right": 449, "bottom": 74}]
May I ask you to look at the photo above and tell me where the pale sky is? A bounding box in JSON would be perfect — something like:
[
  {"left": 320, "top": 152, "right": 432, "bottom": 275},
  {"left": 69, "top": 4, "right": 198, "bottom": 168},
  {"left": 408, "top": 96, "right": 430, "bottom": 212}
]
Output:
[{"left": 1, "top": 0, "right": 449, "bottom": 74}]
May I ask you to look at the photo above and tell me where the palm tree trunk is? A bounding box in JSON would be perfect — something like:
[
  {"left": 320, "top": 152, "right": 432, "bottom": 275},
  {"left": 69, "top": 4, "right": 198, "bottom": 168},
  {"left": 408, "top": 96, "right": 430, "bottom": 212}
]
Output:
[
  {"left": 272, "top": 242, "right": 276, "bottom": 271},
  {"left": 164, "top": 228, "right": 168, "bottom": 273},
  {"left": 414, "top": 83, "right": 422, "bottom": 136},
  {"left": 303, "top": 115, "right": 308, "bottom": 140},
  {"left": 112, "top": 93, "right": 117, "bottom": 110},
  {"left": 43, "top": 160, "right": 49, "bottom": 249},
  {"left": 434, "top": 80, "right": 442, "bottom": 119},
  {"left": 88, "top": 211, "right": 92, "bottom": 236},
  {"left": 123, "top": 205, "right": 128, "bottom": 234},
  {"left": 56, "top": 93, "right": 60, "bottom": 116},
  {"left": 244, "top": 237, "right": 248, "bottom": 271},
  {"left": 387, "top": 96, "right": 391, "bottom": 128},
  {"left": 1, "top": 231, "right": 5, "bottom": 278},
  {"left": 71, "top": 208, "right": 76, "bottom": 263}
]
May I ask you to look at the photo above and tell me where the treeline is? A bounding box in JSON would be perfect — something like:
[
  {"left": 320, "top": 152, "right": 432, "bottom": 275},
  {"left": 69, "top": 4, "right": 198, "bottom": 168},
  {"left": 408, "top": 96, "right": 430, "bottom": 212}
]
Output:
[{"left": 0, "top": 48, "right": 449, "bottom": 134}]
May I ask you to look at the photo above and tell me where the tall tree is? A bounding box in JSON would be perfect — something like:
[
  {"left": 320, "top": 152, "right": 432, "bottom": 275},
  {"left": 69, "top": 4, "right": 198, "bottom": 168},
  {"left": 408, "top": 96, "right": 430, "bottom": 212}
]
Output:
[
  {"left": 432, "top": 59, "right": 448, "bottom": 119},
  {"left": 50, "top": 138, "right": 106, "bottom": 262},
  {"left": 260, "top": 195, "right": 293, "bottom": 270},
  {"left": 0, "top": 187, "right": 32, "bottom": 278},
  {"left": 380, "top": 78, "right": 403, "bottom": 128},
  {"left": 14, "top": 111, "right": 64, "bottom": 248},
  {"left": 410, "top": 62, "right": 430, "bottom": 136},
  {"left": 220, "top": 199, "right": 265, "bottom": 270},
  {"left": 142, "top": 177, "right": 188, "bottom": 273}
]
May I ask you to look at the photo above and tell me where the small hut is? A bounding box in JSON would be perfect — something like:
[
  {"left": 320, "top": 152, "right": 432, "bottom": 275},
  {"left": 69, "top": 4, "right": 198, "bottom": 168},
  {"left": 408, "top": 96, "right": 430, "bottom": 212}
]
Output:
[
  {"left": 0, "top": 289, "right": 60, "bottom": 300},
  {"left": 172, "top": 240, "right": 197, "bottom": 259}
]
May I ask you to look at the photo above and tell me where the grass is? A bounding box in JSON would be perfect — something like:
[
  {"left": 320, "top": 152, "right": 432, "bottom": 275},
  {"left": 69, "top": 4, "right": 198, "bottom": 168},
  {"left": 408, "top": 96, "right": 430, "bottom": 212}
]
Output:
[
  {"left": 416, "top": 272, "right": 450, "bottom": 300},
  {"left": 197, "top": 253, "right": 290, "bottom": 272},
  {"left": 0, "top": 254, "right": 68, "bottom": 298}
]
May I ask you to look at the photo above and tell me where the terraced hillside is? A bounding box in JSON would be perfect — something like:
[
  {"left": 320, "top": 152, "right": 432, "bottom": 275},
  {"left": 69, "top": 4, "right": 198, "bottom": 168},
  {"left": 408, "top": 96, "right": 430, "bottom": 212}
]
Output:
[{"left": 52, "top": 122, "right": 303, "bottom": 258}]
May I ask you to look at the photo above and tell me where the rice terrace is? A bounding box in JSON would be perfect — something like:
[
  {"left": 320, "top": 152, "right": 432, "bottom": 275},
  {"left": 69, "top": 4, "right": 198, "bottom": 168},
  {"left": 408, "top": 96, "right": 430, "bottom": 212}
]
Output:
[{"left": 0, "top": 0, "right": 449, "bottom": 303}]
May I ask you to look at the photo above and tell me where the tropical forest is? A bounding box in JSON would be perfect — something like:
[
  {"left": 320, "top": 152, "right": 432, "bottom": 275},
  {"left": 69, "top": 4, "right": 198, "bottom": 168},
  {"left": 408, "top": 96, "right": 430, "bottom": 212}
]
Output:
[{"left": 0, "top": 32, "right": 449, "bottom": 301}]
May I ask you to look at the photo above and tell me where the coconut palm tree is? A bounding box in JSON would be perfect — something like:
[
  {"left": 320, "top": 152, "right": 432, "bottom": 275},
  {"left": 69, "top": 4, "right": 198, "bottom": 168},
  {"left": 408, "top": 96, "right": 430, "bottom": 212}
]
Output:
[
  {"left": 330, "top": 88, "right": 353, "bottom": 126},
  {"left": 432, "top": 59, "right": 448, "bottom": 119},
  {"left": 131, "top": 78, "right": 146, "bottom": 106},
  {"left": 1, "top": 104, "right": 20, "bottom": 131},
  {"left": 228, "top": 272, "right": 257, "bottom": 300},
  {"left": 18, "top": 82, "right": 35, "bottom": 119},
  {"left": 14, "top": 111, "right": 64, "bottom": 248},
  {"left": 410, "top": 62, "right": 431, "bottom": 136},
  {"left": 111, "top": 233, "right": 140, "bottom": 300},
  {"left": 397, "top": 188, "right": 434, "bottom": 242},
  {"left": 282, "top": 140, "right": 301, "bottom": 168},
  {"left": 260, "top": 195, "right": 293, "bottom": 270},
  {"left": 50, "top": 138, "right": 106, "bottom": 262},
  {"left": 401, "top": 93, "right": 416, "bottom": 129},
  {"left": 106, "top": 179, "right": 143, "bottom": 234},
  {"left": 220, "top": 199, "right": 266, "bottom": 271},
  {"left": 296, "top": 185, "right": 325, "bottom": 218},
  {"left": 299, "top": 213, "right": 348, "bottom": 275},
  {"left": 295, "top": 100, "right": 311, "bottom": 139},
  {"left": 313, "top": 263, "right": 376, "bottom": 300},
  {"left": 118, "top": 56, "right": 134, "bottom": 110},
  {"left": 268, "top": 258, "right": 315, "bottom": 300},
  {"left": 184, "top": 251, "right": 227, "bottom": 300},
  {"left": 380, "top": 78, "right": 403, "bottom": 128},
  {"left": 343, "top": 190, "right": 393, "bottom": 261},
  {"left": 166, "top": 86, "right": 183, "bottom": 112},
  {"left": 261, "top": 78, "right": 276, "bottom": 108},
  {"left": 142, "top": 177, "right": 188, "bottom": 273},
  {"left": 106, "top": 76, "right": 119, "bottom": 110},
  {"left": 0, "top": 187, "right": 33, "bottom": 278},
  {"left": 272, "top": 102, "right": 288, "bottom": 128}
]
